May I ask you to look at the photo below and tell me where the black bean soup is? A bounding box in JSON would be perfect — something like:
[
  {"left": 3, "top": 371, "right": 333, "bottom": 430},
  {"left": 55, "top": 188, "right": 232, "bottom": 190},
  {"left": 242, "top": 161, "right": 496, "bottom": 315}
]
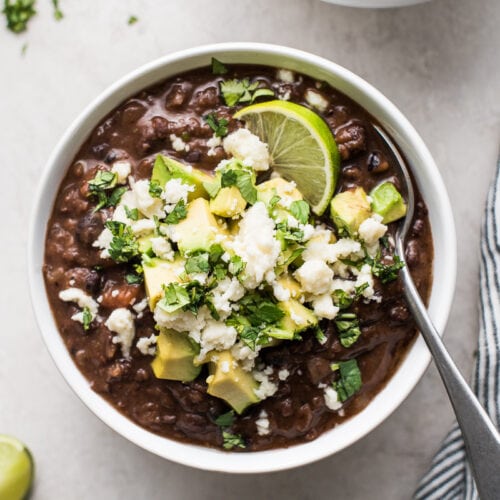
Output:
[{"left": 43, "top": 64, "right": 433, "bottom": 451}]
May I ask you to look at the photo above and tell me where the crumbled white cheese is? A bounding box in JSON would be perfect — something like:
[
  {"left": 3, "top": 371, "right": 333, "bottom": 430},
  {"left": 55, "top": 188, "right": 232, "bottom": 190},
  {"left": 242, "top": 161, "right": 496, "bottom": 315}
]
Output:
[
  {"left": 111, "top": 289, "right": 119, "bottom": 298},
  {"left": 59, "top": 288, "right": 99, "bottom": 318},
  {"left": 220, "top": 360, "right": 231, "bottom": 373},
  {"left": 111, "top": 161, "right": 132, "bottom": 184},
  {"left": 68, "top": 279, "right": 76, "bottom": 286},
  {"left": 118, "top": 190, "right": 138, "bottom": 210},
  {"left": 132, "top": 298, "right": 148, "bottom": 313},
  {"left": 131, "top": 218, "right": 156, "bottom": 236},
  {"left": 112, "top": 205, "right": 131, "bottom": 224},
  {"left": 207, "top": 134, "right": 222, "bottom": 156},
  {"left": 276, "top": 68, "right": 295, "bottom": 83},
  {"left": 232, "top": 202, "right": 281, "bottom": 289},
  {"left": 305, "top": 89, "right": 329, "bottom": 113},
  {"left": 231, "top": 341, "right": 261, "bottom": 371},
  {"left": 136, "top": 334, "right": 157, "bottom": 356},
  {"left": 253, "top": 368, "right": 278, "bottom": 400},
  {"left": 223, "top": 128, "right": 270, "bottom": 171},
  {"left": 278, "top": 368, "right": 290, "bottom": 381},
  {"left": 154, "top": 306, "right": 209, "bottom": 342},
  {"left": 255, "top": 410, "right": 271, "bottom": 436},
  {"left": 330, "top": 278, "right": 356, "bottom": 295},
  {"left": 162, "top": 178, "right": 194, "bottom": 206},
  {"left": 312, "top": 294, "right": 339, "bottom": 320},
  {"left": 198, "top": 319, "right": 238, "bottom": 360},
  {"left": 358, "top": 214, "right": 387, "bottom": 246},
  {"left": 353, "top": 263, "right": 375, "bottom": 299},
  {"left": 272, "top": 281, "right": 291, "bottom": 302},
  {"left": 294, "top": 259, "right": 333, "bottom": 295},
  {"left": 150, "top": 237, "right": 174, "bottom": 261},
  {"left": 210, "top": 277, "right": 245, "bottom": 317},
  {"left": 92, "top": 227, "right": 113, "bottom": 259},
  {"left": 329, "top": 238, "right": 363, "bottom": 263},
  {"left": 105, "top": 308, "right": 136, "bottom": 358},
  {"left": 323, "top": 386, "right": 343, "bottom": 411},
  {"left": 132, "top": 179, "right": 165, "bottom": 219},
  {"left": 170, "top": 134, "right": 189, "bottom": 152}
]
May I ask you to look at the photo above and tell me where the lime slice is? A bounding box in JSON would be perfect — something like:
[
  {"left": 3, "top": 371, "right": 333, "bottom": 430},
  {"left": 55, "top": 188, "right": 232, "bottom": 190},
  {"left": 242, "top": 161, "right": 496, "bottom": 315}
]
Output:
[
  {"left": 0, "top": 435, "right": 34, "bottom": 500},
  {"left": 234, "top": 100, "right": 340, "bottom": 215}
]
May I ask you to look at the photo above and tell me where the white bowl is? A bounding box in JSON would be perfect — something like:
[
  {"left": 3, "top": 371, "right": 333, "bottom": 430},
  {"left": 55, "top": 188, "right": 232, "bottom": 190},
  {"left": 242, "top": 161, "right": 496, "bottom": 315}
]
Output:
[
  {"left": 320, "top": 0, "right": 431, "bottom": 7},
  {"left": 28, "top": 43, "right": 456, "bottom": 474}
]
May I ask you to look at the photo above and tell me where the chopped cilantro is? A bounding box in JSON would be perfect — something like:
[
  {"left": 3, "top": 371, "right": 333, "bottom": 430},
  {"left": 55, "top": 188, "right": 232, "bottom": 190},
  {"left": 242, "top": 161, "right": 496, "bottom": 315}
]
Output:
[
  {"left": 183, "top": 281, "right": 207, "bottom": 314},
  {"left": 335, "top": 313, "right": 361, "bottom": 348},
  {"left": 124, "top": 206, "right": 139, "bottom": 221},
  {"left": 3, "top": 0, "right": 36, "bottom": 33},
  {"left": 89, "top": 170, "right": 116, "bottom": 190},
  {"left": 222, "top": 431, "right": 245, "bottom": 450},
  {"left": 211, "top": 57, "right": 228, "bottom": 75},
  {"left": 238, "top": 293, "right": 284, "bottom": 327},
  {"left": 228, "top": 255, "right": 245, "bottom": 276},
  {"left": 268, "top": 194, "right": 281, "bottom": 212},
  {"left": 107, "top": 186, "right": 127, "bottom": 208},
  {"left": 82, "top": 306, "right": 92, "bottom": 331},
  {"left": 52, "top": 0, "right": 63, "bottom": 20},
  {"left": 208, "top": 244, "right": 224, "bottom": 264},
  {"left": 221, "top": 169, "right": 238, "bottom": 187},
  {"left": 276, "top": 222, "right": 305, "bottom": 245},
  {"left": 105, "top": 221, "right": 139, "bottom": 263},
  {"left": 290, "top": 200, "right": 310, "bottom": 225},
  {"left": 203, "top": 178, "right": 221, "bottom": 198},
  {"left": 314, "top": 326, "right": 327, "bottom": 344},
  {"left": 125, "top": 273, "right": 143, "bottom": 285},
  {"left": 160, "top": 283, "right": 191, "bottom": 313},
  {"left": 332, "top": 289, "right": 353, "bottom": 310},
  {"left": 185, "top": 252, "right": 210, "bottom": 274},
  {"left": 149, "top": 179, "right": 163, "bottom": 198},
  {"left": 165, "top": 200, "right": 187, "bottom": 224},
  {"left": 332, "top": 359, "right": 362, "bottom": 402},
  {"left": 220, "top": 168, "right": 257, "bottom": 205},
  {"left": 219, "top": 78, "right": 274, "bottom": 107},
  {"left": 128, "top": 15, "right": 138, "bottom": 25},
  {"left": 370, "top": 254, "right": 404, "bottom": 283},
  {"left": 380, "top": 235, "right": 390, "bottom": 249},
  {"left": 88, "top": 170, "right": 126, "bottom": 211},
  {"left": 204, "top": 113, "right": 228, "bottom": 137},
  {"left": 280, "top": 246, "right": 305, "bottom": 268},
  {"left": 214, "top": 410, "right": 235, "bottom": 427},
  {"left": 240, "top": 325, "right": 265, "bottom": 350}
]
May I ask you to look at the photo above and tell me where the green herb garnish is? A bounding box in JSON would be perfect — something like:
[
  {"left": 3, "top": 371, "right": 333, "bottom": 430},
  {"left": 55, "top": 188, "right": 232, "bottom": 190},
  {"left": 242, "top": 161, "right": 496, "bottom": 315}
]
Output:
[
  {"left": 165, "top": 200, "right": 188, "bottom": 224},
  {"left": 211, "top": 57, "right": 228, "bottom": 75},
  {"left": 128, "top": 15, "right": 138, "bottom": 25},
  {"left": 332, "top": 359, "right": 362, "bottom": 402},
  {"left": 88, "top": 170, "right": 126, "bottom": 211},
  {"left": 3, "top": 0, "right": 36, "bottom": 33},
  {"left": 204, "top": 113, "right": 228, "bottom": 137},
  {"left": 185, "top": 252, "right": 210, "bottom": 274},
  {"left": 124, "top": 206, "right": 139, "bottom": 221},
  {"left": 222, "top": 431, "right": 245, "bottom": 450},
  {"left": 220, "top": 78, "right": 274, "bottom": 107},
  {"left": 149, "top": 179, "right": 163, "bottom": 198},
  {"left": 220, "top": 168, "right": 257, "bottom": 204},
  {"left": 82, "top": 306, "right": 92, "bottom": 331},
  {"left": 335, "top": 313, "right": 361, "bottom": 348},
  {"left": 314, "top": 326, "right": 327, "bottom": 344},
  {"left": 228, "top": 255, "right": 245, "bottom": 276},
  {"left": 52, "top": 0, "right": 63, "bottom": 20},
  {"left": 105, "top": 221, "right": 139, "bottom": 263},
  {"left": 370, "top": 254, "right": 404, "bottom": 284},
  {"left": 160, "top": 283, "right": 191, "bottom": 313},
  {"left": 214, "top": 410, "right": 235, "bottom": 427},
  {"left": 290, "top": 200, "right": 310, "bottom": 225}
]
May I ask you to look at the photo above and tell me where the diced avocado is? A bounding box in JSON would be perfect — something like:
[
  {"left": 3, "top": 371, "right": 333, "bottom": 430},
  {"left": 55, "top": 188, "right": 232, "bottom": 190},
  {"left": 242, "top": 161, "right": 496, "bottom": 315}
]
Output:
[
  {"left": 151, "top": 329, "right": 201, "bottom": 382},
  {"left": 137, "top": 234, "right": 154, "bottom": 255},
  {"left": 276, "top": 275, "right": 303, "bottom": 300},
  {"left": 330, "top": 187, "right": 372, "bottom": 236},
  {"left": 143, "top": 256, "right": 185, "bottom": 309},
  {"left": 206, "top": 351, "right": 260, "bottom": 414},
  {"left": 257, "top": 177, "right": 303, "bottom": 205},
  {"left": 152, "top": 155, "right": 213, "bottom": 201},
  {"left": 172, "top": 198, "right": 225, "bottom": 255},
  {"left": 267, "top": 299, "right": 318, "bottom": 340},
  {"left": 370, "top": 182, "right": 407, "bottom": 224},
  {"left": 210, "top": 186, "right": 247, "bottom": 218}
]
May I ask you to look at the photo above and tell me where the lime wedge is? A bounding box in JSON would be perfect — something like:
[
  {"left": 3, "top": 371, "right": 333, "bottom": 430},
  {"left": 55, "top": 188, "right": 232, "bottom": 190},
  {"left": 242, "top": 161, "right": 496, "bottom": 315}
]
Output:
[
  {"left": 234, "top": 100, "right": 340, "bottom": 215},
  {"left": 0, "top": 435, "right": 34, "bottom": 500}
]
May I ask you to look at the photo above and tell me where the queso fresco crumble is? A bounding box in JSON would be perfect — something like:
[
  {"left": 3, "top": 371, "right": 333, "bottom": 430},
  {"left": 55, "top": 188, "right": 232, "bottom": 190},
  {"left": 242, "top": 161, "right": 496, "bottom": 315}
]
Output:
[{"left": 44, "top": 61, "right": 433, "bottom": 451}]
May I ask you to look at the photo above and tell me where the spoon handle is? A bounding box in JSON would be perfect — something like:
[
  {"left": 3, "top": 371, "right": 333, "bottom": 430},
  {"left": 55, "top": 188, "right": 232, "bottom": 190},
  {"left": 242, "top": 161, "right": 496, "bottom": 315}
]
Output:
[{"left": 401, "top": 266, "right": 500, "bottom": 499}]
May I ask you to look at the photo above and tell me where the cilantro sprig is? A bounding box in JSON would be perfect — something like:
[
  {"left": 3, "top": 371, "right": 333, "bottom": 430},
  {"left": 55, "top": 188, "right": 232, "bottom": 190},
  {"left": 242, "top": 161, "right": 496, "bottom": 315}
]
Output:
[
  {"left": 82, "top": 306, "right": 92, "bottom": 331},
  {"left": 211, "top": 57, "right": 228, "bottom": 75},
  {"left": 332, "top": 359, "right": 362, "bottom": 402},
  {"left": 369, "top": 254, "right": 405, "bottom": 283},
  {"left": 290, "top": 200, "right": 310, "bottom": 225},
  {"left": 220, "top": 168, "right": 257, "bottom": 204},
  {"left": 3, "top": 0, "right": 36, "bottom": 33},
  {"left": 335, "top": 313, "right": 362, "bottom": 348},
  {"left": 204, "top": 113, "right": 228, "bottom": 137},
  {"left": 220, "top": 78, "right": 274, "bottom": 107},
  {"left": 105, "top": 221, "right": 139, "bottom": 263},
  {"left": 222, "top": 431, "right": 245, "bottom": 450},
  {"left": 165, "top": 200, "right": 188, "bottom": 224},
  {"left": 88, "top": 170, "right": 127, "bottom": 211}
]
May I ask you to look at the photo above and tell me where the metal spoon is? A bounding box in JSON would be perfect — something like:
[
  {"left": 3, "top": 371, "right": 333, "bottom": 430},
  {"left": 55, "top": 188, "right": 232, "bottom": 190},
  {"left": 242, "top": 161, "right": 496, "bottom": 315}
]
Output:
[{"left": 374, "top": 125, "right": 500, "bottom": 499}]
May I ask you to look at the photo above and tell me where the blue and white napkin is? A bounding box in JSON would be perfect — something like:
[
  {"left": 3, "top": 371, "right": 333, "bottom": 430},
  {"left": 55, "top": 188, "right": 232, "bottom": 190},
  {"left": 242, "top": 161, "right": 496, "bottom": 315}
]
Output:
[{"left": 415, "top": 160, "right": 500, "bottom": 499}]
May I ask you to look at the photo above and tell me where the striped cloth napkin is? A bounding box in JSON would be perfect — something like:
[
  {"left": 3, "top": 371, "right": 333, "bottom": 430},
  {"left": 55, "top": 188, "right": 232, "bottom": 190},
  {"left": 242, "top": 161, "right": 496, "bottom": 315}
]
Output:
[{"left": 414, "top": 160, "right": 500, "bottom": 499}]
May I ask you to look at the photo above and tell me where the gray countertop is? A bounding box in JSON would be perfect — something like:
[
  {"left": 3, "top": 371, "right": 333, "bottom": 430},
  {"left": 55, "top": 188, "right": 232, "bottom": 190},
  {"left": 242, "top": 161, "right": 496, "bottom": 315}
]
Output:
[{"left": 1, "top": 0, "right": 499, "bottom": 498}]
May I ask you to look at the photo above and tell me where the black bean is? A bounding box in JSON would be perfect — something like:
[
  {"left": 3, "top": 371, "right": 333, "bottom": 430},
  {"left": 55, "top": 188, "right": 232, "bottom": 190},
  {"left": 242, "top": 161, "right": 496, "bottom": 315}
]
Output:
[{"left": 76, "top": 210, "right": 105, "bottom": 246}]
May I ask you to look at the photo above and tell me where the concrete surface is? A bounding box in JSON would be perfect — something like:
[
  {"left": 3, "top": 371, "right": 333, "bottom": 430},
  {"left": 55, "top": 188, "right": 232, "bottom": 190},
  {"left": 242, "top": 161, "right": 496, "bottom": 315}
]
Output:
[{"left": 1, "top": 0, "right": 499, "bottom": 498}]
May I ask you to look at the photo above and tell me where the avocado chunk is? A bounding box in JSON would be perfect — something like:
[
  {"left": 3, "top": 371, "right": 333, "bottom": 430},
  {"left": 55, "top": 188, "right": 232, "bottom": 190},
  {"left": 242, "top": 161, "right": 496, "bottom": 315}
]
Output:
[
  {"left": 275, "top": 275, "right": 303, "bottom": 300},
  {"left": 370, "top": 182, "right": 407, "bottom": 224},
  {"left": 267, "top": 299, "right": 318, "bottom": 340},
  {"left": 152, "top": 155, "right": 213, "bottom": 201},
  {"left": 172, "top": 198, "right": 225, "bottom": 255},
  {"left": 330, "top": 187, "right": 372, "bottom": 236},
  {"left": 151, "top": 329, "right": 201, "bottom": 382},
  {"left": 143, "top": 256, "right": 185, "bottom": 309},
  {"left": 206, "top": 351, "right": 260, "bottom": 414},
  {"left": 257, "top": 177, "right": 303, "bottom": 205},
  {"left": 210, "top": 186, "right": 247, "bottom": 218}
]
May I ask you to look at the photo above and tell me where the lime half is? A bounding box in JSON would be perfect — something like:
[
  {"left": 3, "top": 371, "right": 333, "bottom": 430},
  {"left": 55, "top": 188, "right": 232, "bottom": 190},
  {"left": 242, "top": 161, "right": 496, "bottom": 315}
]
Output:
[
  {"left": 234, "top": 100, "right": 340, "bottom": 215},
  {"left": 0, "top": 435, "right": 34, "bottom": 500}
]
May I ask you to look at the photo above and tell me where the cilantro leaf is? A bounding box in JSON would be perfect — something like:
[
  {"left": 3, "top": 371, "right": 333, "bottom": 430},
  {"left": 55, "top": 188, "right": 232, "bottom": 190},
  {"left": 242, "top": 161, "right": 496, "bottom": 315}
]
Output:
[
  {"left": 165, "top": 200, "right": 187, "bottom": 224},
  {"left": 105, "top": 221, "right": 139, "bottom": 263},
  {"left": 214, "top": 410, "right": 235, "bottom": 427},
  {"left": 370, "top": 254, "right": 404, "bottom": 283},
  {"left": 203, "top": 178, "right": 221, "bottom": 198},
  {"left": 211, "top": 57, "right": 228, "bottom": 75},
  {"left": 107, "top": 186, "right": 128, "bottom": 208},
  {"left": 251, "top": 88, "right": 275, "bottom": 102},
  {"left": 332, "top": 359, "right": 362, "bottom": 402},
  {"left": 219, "top": 78, "right": 274, "bottom": 107},
  {"left": 208, "top": 244, "right": 224, "bottom": 264},
  {"left": 276, "top": 222, "right": 305, "bottom": 245},
  {"left": 220, "top": 169, "right": 257, "bottom": 205},
  {"left": 221, "top": 169, "right": 238, "bottom": 187},
  {"left": 159, "top": 283, "right": 191, "bottom": 313},
  {"left": 128, "top": 15, "right": 138, "bottom": 25},
  {"left": 125, "top": 273, "right": 143, "bottom": 285},
  {"left": 82, "top": 306, "right": 92, "bottom": 331},
  {"left": 228, "top": 255, "right": 245, "bottom": 276},
  {"left": 314, "top": 326, "right": 327, "bottom": 344},
  {"left": 3, "top": 0, "right": 36, "bottom": 33},
  {"left": 335, "top": 313, "right": 362, "bottom": 348},
  {"left": 52, "top": 0, "right": 63, "bottom": 21},
  {"left": 185, "top": 252, "right": 210, "bottom": 274},
  {"left": 124, "top": 206, "right": 139, "bottom": 221},
  {"left": 149, "top": 179, "right": 163, "bottom": 198},
  {"left": 222, "top": 431, "right": 245, "bottom": 450},
  {"left": 88, "top": 170, "right": 124, "bottom": 211},
  {"left": 240, "top": 326, "right": 263, "bottom": 350},
  {"left": 204, "top": 113, "right": 229, "bottom": 137},
  {"left": 290, "top": 200, "right": 310, "bottom": 225},
  {"left": 332, "top": 289, "right": 353, "bottom": 310}
]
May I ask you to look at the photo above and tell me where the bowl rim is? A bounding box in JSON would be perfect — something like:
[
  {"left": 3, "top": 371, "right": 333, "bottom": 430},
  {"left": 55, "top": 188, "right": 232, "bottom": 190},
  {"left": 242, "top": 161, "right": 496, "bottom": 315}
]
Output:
[{"left": 28, "top": 42, "right": 456, "bottom": 474}]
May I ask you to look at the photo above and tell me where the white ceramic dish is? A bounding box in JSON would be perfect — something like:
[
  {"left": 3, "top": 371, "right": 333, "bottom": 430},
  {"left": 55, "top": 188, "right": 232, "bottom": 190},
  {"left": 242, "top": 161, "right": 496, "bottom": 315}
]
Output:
[
  {"left": 28, "top": 43, "right": 456, "bottom": 474},
  {"left": 320, "top": 0, "right": 431, "bottom": 7}
]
